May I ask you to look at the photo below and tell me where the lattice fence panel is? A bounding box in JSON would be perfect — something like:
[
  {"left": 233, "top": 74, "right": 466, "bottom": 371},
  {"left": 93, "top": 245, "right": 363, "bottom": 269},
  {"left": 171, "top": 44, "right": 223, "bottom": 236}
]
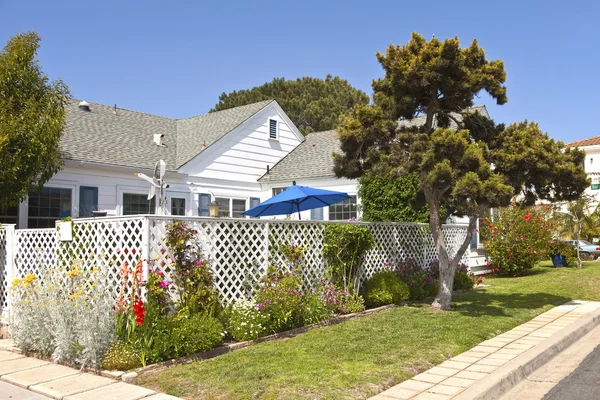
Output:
[
  {"left": 0, "top": 228, "right": 7, "bottom": 313},
  {"left": 15, "top": 229, "right": 58, "bottom": 278},
  {"left": 65, "top": 219, "right": 146, "bottom": 301}
]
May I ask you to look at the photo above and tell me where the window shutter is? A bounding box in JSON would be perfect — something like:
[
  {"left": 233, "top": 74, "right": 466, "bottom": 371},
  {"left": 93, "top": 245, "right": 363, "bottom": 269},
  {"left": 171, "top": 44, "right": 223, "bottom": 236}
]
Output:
[
  {"left": 269, "top": 119, "right": 278, "bottom": 139},
  {"left": 198, "top": 193, "right": 210, "bottom": 216},
  {"left": 250, "top": 197, "right": 260, "bottom": 208}
]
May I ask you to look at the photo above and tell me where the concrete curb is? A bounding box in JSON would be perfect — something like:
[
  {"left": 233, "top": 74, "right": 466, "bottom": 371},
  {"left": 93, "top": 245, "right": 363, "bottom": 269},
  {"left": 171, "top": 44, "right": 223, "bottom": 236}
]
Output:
[{"left": 454, "top": 306, "right": 600, "bottom": 400}]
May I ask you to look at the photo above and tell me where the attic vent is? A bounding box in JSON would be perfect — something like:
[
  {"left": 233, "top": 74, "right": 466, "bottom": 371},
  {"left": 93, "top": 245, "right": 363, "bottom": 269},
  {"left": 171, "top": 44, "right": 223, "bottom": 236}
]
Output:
[
  {"left": 78, "top": 101, "right": 91, "bottom": 111},
  {"left": 269, "top": 119, "right": 278, "bottom": 140}
]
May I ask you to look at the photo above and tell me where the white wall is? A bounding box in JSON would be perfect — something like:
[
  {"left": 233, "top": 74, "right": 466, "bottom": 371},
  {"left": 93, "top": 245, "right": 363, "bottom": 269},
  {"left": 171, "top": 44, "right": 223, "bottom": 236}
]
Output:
[{"left": 180, "top": 103, "right": 303, "bottom": 184}]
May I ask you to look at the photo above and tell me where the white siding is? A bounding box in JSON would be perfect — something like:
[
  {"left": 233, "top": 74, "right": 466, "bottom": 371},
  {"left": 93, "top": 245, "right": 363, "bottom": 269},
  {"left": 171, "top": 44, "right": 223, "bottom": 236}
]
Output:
[{"left": 180, "top": 103, "right": 303, "bottom": 184}]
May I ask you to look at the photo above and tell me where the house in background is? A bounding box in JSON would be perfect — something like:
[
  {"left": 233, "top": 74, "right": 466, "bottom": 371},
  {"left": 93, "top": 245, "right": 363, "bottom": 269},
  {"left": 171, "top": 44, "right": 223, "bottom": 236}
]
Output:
[
  {"left": 0, "top": 99, "right": 305, "bottom": 228},
  {"left": 566, "top": 136, "right": 600, "bottom": 205}
]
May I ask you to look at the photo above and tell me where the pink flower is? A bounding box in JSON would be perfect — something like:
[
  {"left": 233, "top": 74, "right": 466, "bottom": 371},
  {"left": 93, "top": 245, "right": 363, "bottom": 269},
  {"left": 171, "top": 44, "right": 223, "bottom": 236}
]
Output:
[
  {"left": 194, "top": 260, "right": 201, "bottom": 266},
  {"left": 159, "top": 280, "right": 169, "bottom": 288},
  {"left": 290, "top": 243, "right": 296, "bottom": 249}
]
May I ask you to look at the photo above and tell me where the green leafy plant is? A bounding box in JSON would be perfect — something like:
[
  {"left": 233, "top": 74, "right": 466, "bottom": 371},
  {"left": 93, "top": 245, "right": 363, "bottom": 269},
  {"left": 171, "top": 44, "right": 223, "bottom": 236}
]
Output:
[
  {"left": 362, "top": 271, "right": 409, "bottom": 308},
  {"left": 226, "top": 300, "right": 269, "bottom": 342},
  {"left": 392, "top": 259, "right": 436, "bottom": 300},
  {"left": 164, "top": 221, "right": 220, "bottom": 317},
  {"left": 482, "top": 205, "right": 553, "bottom": 276},
  {"left": 323, "top": 223, "right": 375, "bottom": 295},
  {"left": 101, "top": 340, "right": 141, "bottom": 371}
]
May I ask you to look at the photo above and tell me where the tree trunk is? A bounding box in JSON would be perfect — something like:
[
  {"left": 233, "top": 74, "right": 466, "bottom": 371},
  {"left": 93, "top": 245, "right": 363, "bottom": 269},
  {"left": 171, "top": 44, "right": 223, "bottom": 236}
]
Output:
[
  {"left": 577, "top": 221, "right": 582, "bottom": 269},
  {"left": 426, "top": 189, "right": 477, "bottom": 310}
]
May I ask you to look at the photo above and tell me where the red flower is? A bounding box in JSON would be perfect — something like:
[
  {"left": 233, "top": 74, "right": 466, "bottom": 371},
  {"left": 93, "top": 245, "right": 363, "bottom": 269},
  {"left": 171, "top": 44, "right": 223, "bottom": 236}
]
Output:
[
  {"left": 492, "top": 231, "right": 497, "bottom": 236},
  {"left": 133, "top": 299, "right": 146, "bottom": 325},
  {"left": 520, "top": 235, "right": 524, "bottom": 240},
  {"left": 524, "top": 215, "right": 532, "bottom": 221},
  {"left": 508, "top": 253, "right": 513, "bottom": 258}
]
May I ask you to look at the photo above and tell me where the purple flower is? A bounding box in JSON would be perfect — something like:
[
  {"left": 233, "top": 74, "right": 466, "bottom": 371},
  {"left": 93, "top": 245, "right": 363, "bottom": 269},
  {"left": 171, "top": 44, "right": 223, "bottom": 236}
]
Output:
[
  {"left": 194, "top": 260, "right": 201, "bottom": 266},
  {"left": 159, "top": 280, "right": 169, "bottom": 288},
  {"left": 265, "top": 300, "right": 271, "bottom": 305}
]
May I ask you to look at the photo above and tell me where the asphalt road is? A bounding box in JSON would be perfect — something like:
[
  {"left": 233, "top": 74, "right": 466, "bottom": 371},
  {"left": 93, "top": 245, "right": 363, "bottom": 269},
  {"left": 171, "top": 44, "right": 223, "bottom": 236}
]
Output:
[{"left": 543, "top": 343, "right": 600, "bottom": 400}]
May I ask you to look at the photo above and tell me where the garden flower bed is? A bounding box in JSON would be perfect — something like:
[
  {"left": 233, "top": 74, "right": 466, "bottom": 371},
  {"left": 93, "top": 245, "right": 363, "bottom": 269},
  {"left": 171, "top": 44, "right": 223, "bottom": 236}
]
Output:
[{"left": 8, "top": 220, "right": 477, "bottom": 376}]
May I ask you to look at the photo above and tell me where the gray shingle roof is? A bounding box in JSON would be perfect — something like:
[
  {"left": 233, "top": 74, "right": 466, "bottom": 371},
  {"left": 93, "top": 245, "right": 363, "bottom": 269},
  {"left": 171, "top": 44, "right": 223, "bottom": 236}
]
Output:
[
  {"left": 61, "top": 99, "right": 272, "bottom": 170},
  {"left": 259, "top": 130, "right": 340, "bottom": 183}
]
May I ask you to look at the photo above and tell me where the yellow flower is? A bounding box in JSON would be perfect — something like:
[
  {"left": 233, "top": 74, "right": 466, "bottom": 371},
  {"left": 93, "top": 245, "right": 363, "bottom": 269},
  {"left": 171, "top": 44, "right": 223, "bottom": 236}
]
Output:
[
  {"left": 91, "top": 267, "right": 99, "bottom": 274},
  {"left": 11, "top": 278, "right": 22, "bottom": 288},
  {"left": 22, "top": 273, "right": 37, "bottom": 287},
  {"left": 69, "top": 290, "right": 83, "bottom": 300},
  {"left": 68, "top": 264, "right": 82, "bottom": 278}
]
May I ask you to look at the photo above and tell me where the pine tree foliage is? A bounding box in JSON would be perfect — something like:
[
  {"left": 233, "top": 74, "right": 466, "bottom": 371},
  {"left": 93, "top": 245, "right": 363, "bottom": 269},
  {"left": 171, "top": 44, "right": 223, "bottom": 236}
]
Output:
[
  {"left": 333, "top": 32, "right": 588, "bottom": 310},
  {"left": 212, "top": 75, "right": 369, "bottom": 134}
]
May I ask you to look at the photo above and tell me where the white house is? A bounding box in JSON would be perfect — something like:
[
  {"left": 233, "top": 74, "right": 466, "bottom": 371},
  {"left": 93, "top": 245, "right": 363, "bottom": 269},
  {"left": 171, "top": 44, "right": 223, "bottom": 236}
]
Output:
[
  {"left": 0, "top": 98, "right": 487, "bottom": 269},
  {"left": 566, "top": 136, "right": 600, "bottom": 205}
]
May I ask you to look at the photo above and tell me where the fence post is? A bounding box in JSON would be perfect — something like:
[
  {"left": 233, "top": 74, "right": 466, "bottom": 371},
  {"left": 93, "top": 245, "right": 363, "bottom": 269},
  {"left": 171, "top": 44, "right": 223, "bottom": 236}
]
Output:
[
  {"left": 4, "top": 224, "right": 16, "bottom": 318},
  {"left": 140, "top": 216, "right": 150, "bottom": 300},
  {"left": 264, "top": 222, "right": 270, "bottom": 275}
]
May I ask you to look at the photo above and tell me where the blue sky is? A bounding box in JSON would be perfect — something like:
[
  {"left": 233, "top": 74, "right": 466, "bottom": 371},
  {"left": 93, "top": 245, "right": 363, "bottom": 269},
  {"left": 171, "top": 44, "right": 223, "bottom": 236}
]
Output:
[{"left": 0, "top": 0, "right": 597, "bottom": 143}]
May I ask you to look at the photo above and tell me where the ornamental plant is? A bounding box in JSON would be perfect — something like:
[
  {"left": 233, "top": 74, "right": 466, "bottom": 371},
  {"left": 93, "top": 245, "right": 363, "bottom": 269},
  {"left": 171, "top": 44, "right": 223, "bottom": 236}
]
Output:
[
  {"left": 10, "top": 256, "right": 115, "bottom": 368},
  {"left": 481, "top": 205, "right": 553, "bottom": 276},
  {"left": 323, "top": 223, "right": 374, "bottom": 296},
  {"left": 362, "top": 271, "right": 410, "bottom": 308},
  {"left": 164, "top": 221, "right": 220, "bottom": 317},
  {"left": 393, "top": 259, "right": 437, "bottom": 300}
]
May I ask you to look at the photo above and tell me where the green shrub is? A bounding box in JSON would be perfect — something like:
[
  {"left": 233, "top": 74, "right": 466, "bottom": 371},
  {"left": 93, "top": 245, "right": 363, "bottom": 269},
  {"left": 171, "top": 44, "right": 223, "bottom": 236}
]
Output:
[
  {"left": 362, "top": 272, "right": 409, "bottom": 308},
  {"left": 323, "top": 223, "right": 374, "bottom": 295},
  {"left": 296, "top": 292, "right": 330, "bottom": 326},
  {"left": 453, "top": 269, "right": 474, "bottom": 291},
  {"left": 339, "top": 294, "right": 366, "bottom": 313},
  {"left": 101, "top": 340, "right": 141, "bottom": 371},
  {"left": 170, "top": 314, "right": 223, "bottom": 357}
]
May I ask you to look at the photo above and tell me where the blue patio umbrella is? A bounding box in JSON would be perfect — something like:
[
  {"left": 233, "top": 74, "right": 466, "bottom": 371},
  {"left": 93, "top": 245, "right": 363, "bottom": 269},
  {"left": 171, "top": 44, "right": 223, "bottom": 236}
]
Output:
[{"left": 242, "top": 185, "right": 351, "bottom": 219}]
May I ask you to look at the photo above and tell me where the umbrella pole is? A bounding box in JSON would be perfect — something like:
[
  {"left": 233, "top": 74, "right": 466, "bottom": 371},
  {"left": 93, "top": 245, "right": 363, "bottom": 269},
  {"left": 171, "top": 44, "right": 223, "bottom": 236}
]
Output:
[{"left": 297, "top": 202, "right": 301, "bottom": 220}]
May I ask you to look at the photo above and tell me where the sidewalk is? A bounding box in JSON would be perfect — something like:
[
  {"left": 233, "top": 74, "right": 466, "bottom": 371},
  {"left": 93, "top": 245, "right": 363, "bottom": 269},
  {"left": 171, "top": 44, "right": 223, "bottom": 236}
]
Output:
[
  {"left": 0, "top": 340, "right": 180, "bottom": 400},
  {"left": 370, "top": 300, "right": 600, "bottom": 400}
]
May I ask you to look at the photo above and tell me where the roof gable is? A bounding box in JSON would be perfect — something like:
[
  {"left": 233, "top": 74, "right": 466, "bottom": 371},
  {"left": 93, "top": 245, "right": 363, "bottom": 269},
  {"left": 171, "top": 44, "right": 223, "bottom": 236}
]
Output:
[{"left": 175, "top": 100, "right": 273, "bottom": 167}]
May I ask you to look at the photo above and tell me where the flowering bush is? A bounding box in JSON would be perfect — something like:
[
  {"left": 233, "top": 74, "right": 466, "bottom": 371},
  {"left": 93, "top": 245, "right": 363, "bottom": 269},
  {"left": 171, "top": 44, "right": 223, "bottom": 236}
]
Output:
[
  {"left": 226, "top": 300, "right": 269, "bottom": 341},
  {"left": 482, "top": 205, "right": 553, "bottom": 276},
  {"left": 427, "top": 260, "right": 474, "bottom": 291},
  {"left": 393, "top": 259, "right": 436, "bottom": 300},
  {"left": 11, "top": 257, "right": 115, "bottom": 368},
  {"left": 362, "top": 271, "right": 410, "bottom": 307}
]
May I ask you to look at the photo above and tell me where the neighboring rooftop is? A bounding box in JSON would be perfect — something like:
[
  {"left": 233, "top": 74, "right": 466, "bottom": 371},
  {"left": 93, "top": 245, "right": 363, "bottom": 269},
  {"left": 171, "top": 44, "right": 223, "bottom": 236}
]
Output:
[
  {"left": 259, "top": 130, "right": 340, "bottom": 183},
  {"left": 566, "top": 136, "right": 600, "bottom": 148},
  {"left": 397, "top": 105, "right": 489, "bottom": 130},
  {"left": 61, "top": 99, "right": 273, "bottom": 170}
]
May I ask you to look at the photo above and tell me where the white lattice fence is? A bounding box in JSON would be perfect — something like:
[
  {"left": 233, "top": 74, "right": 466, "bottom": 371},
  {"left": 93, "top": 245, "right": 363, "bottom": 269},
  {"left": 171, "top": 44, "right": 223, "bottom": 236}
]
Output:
[
  {"left": 1, "top": 216, "right": 470, "bottom": 311},
  {"left": 0, "top": 228, "right": 7, "bottom": 314},
  {"left": 146, "top": 217, "right": 469, "bottom": 303}
]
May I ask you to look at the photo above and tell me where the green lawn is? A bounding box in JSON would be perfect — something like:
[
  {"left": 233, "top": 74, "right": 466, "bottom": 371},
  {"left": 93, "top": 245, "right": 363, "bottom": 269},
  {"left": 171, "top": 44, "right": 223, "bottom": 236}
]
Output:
[{"left": 136, "top": 261, "right": 600, "bottom": 400}]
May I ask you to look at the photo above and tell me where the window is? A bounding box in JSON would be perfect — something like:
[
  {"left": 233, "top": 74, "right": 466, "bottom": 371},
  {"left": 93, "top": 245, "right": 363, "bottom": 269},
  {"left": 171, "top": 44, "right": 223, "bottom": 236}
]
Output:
[
  {"left": 232, "top": 199, "right": 246, "bottom": 218},
  {"left": 328, "top": 195, "right": 357, "bottom": 221},
  {"left": 79, "top": 186, "right": 98, "bottom": 217},
  {"left": 0, "top": 204, "right": 18, "bottom": 225},
  {"left": 123, "top": 193, "right": 156, "bottom": 215},
  {"left": 249, "top": 197, "right": 260, "bottom": 209},
  {"left": 198, "top": 193, "right": 210, "bottom": 216},
  {"left": 272, "top": 187, "right": 286, "bottom": 196},
  {"left": 310, "top": 207, "right": 323, "bottom": 221},
  {"left": 215, "top": 197, "right": 230, "bottom": 217},
  {"left": 269, "top": 119, "right": 278, "bottom": 140},
  {"left": 28, "top": 187, "right": 72, "bottom": 228},
  {"left": 171, "top": 198, "right": 186, "bottom": 216}
]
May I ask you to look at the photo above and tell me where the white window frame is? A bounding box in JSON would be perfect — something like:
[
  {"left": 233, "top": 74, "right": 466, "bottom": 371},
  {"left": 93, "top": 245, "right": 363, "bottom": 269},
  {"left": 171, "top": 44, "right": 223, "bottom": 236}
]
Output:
[
  {"left": 25, "top": 182, "right": 77, "bottom": 228},
  {"left": 166, "top": 191, "right": 192, "bottom": 216},
  {"left": 268, "top": 118, "right": 279, "bottom": 140},
  {"left": 212, "top": 196, "right": 252, "bottom": 218},
  {"left": 117, "top": 185, "right": 158, "bottom": 215}
]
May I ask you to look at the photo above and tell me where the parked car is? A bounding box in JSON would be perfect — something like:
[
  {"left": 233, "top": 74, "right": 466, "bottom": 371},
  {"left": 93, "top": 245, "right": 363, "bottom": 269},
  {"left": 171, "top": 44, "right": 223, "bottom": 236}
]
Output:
[{"left": 565, "top": 240, "right": 600, "bottom": 259}]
